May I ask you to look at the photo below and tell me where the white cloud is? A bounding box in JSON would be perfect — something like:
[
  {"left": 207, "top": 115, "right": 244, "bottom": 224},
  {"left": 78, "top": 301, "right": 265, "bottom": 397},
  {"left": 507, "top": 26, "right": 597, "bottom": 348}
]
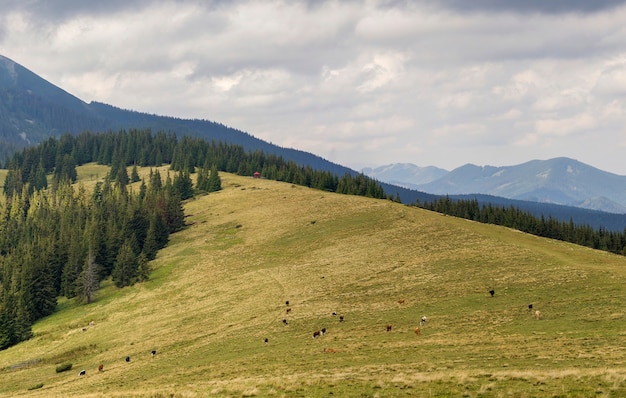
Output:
[
  {"left": 2, "top": 0, "right": 626, "bottom": 174},
  {"left": 535, "top": 113, "right": 596, "bottom": 136}
]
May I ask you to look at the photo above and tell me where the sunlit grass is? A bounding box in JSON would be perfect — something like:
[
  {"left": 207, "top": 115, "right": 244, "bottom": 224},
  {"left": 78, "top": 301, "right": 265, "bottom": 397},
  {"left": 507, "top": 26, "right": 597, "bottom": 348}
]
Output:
[{"left": 1, "top": 170, "right": 626, "bottom": 397}]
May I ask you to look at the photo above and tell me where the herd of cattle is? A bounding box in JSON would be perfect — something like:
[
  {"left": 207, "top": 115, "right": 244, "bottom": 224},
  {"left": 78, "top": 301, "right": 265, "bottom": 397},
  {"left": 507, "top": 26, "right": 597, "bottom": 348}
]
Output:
[
  {"left": 75, "top": 322, "right": 158, "bottom": 377},
  {"left": 74, "top": 290, "right": 542, "bottom": 377},
  {"left": 272, "top": 290, "right": 543, "bottom": 355},
  {"left": 77, "top": 350, "right": 157, "bottom": 377},
  {"left": 271, "top": 298, "right": 429, "bottom": 354}
]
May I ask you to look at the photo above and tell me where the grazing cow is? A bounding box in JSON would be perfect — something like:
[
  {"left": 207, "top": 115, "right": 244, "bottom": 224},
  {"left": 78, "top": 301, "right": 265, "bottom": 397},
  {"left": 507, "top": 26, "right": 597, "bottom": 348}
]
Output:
[
  {"left": 321, "top": 327, "right": 327, "bottom": 335},
  {"left": 282, "top": 319, "right": 288, "bottom": 325},
  {"left": 339, "top": 315, "right": 344, "bottom": 322},
  {"left": 286, "top": 308, "right": 292, "bottom": 314},
  {"left": 264, "top": 338, "right": 268, "bottom": 345},
  {"left": 89, "top": 321, "right": 95, "bottom": 327},
  {"left": 528, "top": 304, "right": 533, "bottom": 312},
  {"left": 489, "top": 289, "right": 495, "bottom": 297},
  {"left": 420, "top": 316, "right": 427, "bottom": 326},
  {"left": 313, "top": 330, "right": 321, "bottom": 338},
  {"left": 323, "top": 348, "right": 338, "bottom": 353},
  {"left": 151, "top": 350, "right": 157, "bottom": 356},
  {"left": 125, "top": 356, "right": 131, "bottom": 362},
  {"left": 386, "top": 324, "right": 392, "bottom": 332},
  {"left": 98, "top": 364, "right": 104, "bottom": 372},
  {"left": 398, "top": 299, "right": 405, "bottom": 305},
  {"left": 414, "top": 327, "right": 421, "bottom": 336},
  {"left": 285, "top": 300, "right": 289, "bottom": 306},
  {"left": 332, "top": 312, "right": 337, "bottom": 316},
  {"left": 79, "top": 370, "right": 86, "bottom": 376},
  {"left": 82, "top": 327, "right": 87, "bottom": 332},
  {"left": 535, "top": 310, "right": 542, "bottom": 320}
]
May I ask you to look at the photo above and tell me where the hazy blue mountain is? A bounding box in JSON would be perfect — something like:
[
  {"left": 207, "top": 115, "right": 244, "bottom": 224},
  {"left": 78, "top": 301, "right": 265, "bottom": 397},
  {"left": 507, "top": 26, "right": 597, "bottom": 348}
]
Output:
[
  {"left": 416, "top": 158, "right": 626, "bottom": 214},
  {"left": 361, "top": 163, "right": 448, "bottom": 189}
]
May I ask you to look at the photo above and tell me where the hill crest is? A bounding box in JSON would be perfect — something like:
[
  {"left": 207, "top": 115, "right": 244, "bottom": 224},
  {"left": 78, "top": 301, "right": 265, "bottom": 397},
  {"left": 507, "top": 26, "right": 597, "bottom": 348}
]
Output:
[{"left": 1, "top": 170, "right": 626, "bottom": 396}]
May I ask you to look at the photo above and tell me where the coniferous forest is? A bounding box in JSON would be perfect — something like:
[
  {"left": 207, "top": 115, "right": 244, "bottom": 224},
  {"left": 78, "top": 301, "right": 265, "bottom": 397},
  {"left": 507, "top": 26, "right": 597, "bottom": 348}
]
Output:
[
  {"left": 416, "top": 196, "right": 626, "bottom": 256},
  {"left": 0, "top": 129, "right": 387, "bottom": 350}
]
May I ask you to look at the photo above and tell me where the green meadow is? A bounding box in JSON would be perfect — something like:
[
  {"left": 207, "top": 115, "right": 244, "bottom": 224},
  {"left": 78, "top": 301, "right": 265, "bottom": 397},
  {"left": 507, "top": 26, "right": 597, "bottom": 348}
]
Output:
[{"left": 1, "top": 168, "right": 626, "bottom": 397}]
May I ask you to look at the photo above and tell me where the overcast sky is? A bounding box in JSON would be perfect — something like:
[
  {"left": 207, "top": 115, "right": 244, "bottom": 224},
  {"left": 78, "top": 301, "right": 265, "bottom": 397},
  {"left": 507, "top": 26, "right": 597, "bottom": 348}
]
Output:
[{"left": 2, "top": 0, "right": 626, "bottom": 175}]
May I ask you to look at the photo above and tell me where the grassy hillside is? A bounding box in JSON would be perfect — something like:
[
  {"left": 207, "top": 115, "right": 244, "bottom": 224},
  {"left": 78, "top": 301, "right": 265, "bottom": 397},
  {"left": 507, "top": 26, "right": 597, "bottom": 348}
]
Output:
[{"left": 1, "top": 170, "right": 626, "bottom": 397}]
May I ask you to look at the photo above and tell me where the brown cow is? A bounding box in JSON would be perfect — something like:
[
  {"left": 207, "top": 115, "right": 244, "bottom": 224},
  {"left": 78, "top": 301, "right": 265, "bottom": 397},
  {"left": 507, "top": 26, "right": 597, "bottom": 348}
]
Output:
[
  {"left": 286, "top": 308, "right": 292, "bottom": 314},
  {"left": 398, "top": 299, "right": 405, "bottom": 305},
  {"left": 98, "top": 364, "right": 104, "bottom": 372},
  {"left": 313, "top": 330, "right": 321, "bottom": 338},
  {"left": 414, "top": 327, "right": 421, "bottom": 336},
  {"left": 323, "top": 348, "right": 338, "bottom": 353},
  {"left": 386, "top": 324, "right": 392, "bottom": 332}
]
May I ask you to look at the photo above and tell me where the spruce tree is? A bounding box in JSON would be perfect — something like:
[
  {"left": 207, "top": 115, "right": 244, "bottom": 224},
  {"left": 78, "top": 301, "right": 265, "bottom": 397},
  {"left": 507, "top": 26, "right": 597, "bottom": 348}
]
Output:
[
  {"left": 112, "top": 240, "right": 137, "bottom": 288},
  {"left": 173, "top": 170, "right": 194, "bottom": 200},
  {"left": 136, "top": 252, "right": 151, "bottom": 282},
  {"left": 207, "top": 164, "right": 222, "bottom": 192},
  {"left": 131, "top": 165, "right": 141, "bottom": 183}
]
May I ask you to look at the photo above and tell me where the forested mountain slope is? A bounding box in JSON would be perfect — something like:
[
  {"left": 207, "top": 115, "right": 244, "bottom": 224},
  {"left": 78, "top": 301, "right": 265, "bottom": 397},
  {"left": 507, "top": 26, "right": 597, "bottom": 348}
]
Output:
[{"left": 0, "top": 55, "right": 353, "bottom": 179}]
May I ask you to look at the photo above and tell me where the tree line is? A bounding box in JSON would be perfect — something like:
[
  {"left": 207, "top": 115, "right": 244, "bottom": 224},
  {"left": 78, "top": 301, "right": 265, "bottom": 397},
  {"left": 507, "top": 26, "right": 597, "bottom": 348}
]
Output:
[
  {"left": 416, "top": 196, "right": 626, "bottom": 256},
  {"left": 0, "top": 166, "right": 185, "bottom": 349},
  {"left": 3, "top": 129, "right": 386, "bottom": 200},
  {"left": 0, "top": 129, "right": 387, "bottom": 350}
]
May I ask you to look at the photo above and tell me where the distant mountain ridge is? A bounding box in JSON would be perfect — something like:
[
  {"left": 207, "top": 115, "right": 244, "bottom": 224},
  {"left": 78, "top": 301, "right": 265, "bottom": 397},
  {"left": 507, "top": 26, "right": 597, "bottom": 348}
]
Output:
[
  {"left": 361, "top": 163, "right": 448, "bottom": 190},
  {"left": 363, "top": 159, "right": 626, "bottom": 214}
]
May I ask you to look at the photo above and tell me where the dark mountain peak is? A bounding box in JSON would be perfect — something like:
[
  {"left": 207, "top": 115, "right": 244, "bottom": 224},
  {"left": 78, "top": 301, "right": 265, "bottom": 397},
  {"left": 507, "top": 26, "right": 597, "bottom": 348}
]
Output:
[
  {"left": 0, "top": 54, "right": 89, "bottom": 113},
  {"left": 0, "top": 55, "right": 19, "bottom": 86},
  {"left": 0, "top": 54, "right": 362, "bottom": 185}
]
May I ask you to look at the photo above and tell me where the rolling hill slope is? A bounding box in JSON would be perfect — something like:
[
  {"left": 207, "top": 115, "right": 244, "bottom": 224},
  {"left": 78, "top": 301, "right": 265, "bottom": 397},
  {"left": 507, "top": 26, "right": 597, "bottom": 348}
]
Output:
[{"left": 1, "top": 170, "right": 626, "bottom": 397}]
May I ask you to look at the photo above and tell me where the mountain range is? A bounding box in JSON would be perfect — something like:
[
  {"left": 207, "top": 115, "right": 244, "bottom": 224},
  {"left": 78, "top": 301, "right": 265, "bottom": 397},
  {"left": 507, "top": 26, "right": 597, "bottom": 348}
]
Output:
[
  {"left": 2, "top": 53, "right": 626, "bottom": 230},
  {"left": 363, "top": 159, "right": 626, "bottom": 214}
]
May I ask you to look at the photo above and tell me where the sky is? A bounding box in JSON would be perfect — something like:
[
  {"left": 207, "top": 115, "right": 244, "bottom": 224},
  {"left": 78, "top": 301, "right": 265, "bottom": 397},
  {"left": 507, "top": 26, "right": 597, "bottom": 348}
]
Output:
[{"left": 2, "top": 0, "right": 626, "bottom": 175}]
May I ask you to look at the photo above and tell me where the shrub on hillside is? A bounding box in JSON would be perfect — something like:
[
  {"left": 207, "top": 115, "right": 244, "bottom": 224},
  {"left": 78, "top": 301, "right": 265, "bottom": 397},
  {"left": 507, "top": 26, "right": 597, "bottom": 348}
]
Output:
[{"left": 55, "top": 363, "right": 72, "bottom": 373}]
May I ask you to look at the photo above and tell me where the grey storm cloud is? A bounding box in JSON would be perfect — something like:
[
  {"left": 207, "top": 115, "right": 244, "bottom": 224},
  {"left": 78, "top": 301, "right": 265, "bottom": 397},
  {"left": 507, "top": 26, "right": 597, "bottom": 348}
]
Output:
[{"left": 2, "top": 0, "right": 233, "bottom": 23}]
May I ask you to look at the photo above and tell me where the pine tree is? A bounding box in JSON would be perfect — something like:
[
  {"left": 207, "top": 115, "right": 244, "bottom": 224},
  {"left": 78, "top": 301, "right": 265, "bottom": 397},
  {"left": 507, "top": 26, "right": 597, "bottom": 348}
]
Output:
[
  {"left": 207, "top": 164, "right": 222, "bottom": 192},
  {"left": 136, "top": 252, "right": 151, "bottom": 282},
  {"left": 115, "top": 163, "right": 130, "bottom": 189},
  {"left": 142, "top": 213, "right": 162, "bottom": 260},
  {"left": 131, "top": 165, "right": 141, "bottom": 183},
  {"left": 33, "top": 159, "right": 48, "bottom": 192},
  {"left": 195, "top": 165, "right": 210, "bottom": 192},
  {"left": 173, "top": 170, "right": 194, "bottom": 200},
  {"left": 112, "top": 240, "right": 137, "bottom": 288}
]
